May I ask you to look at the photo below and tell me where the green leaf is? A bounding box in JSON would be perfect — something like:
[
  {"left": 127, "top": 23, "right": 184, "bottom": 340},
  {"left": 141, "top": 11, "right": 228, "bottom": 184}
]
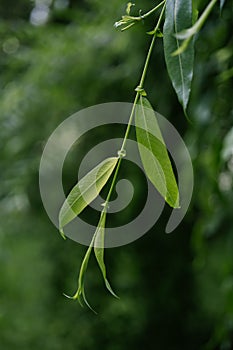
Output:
[
  {"left": 126, "top": 2, "right": 135, "bottom": 15},
  {"left": 59, "top": 157, "right": 118, "bottom": 238},
  {"left": 163, "top": 0, "right": 194, "bottom": 111},
  {"left": 64, "top": 233, "right": 97, "bottom": 313},
  {"left": 94, "top": 211, "right": 118, "bottom": 298},
  {"left": 64, "top": 208, "right": 118, "bottom": 312},
  {"left": 147, "top": 28, "right": 163, "bottom": 37},
  {"left": 174, "top": 0, "right": 218, "bottom": 42},
  {"left": 135, "top": 96, "right": 179, "bottom": 208}
]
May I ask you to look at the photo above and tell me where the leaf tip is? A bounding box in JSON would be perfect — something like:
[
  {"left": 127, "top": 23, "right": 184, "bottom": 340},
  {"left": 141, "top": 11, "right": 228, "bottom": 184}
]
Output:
[
  {"left": 59, "top": 227, "right": 66, "bottom": 240},
  {"left": 105, "top": 279, "right": 119, "bottom": 299},
  {"left": 63, "top": 292, "right": 75, "bottom": 300}
]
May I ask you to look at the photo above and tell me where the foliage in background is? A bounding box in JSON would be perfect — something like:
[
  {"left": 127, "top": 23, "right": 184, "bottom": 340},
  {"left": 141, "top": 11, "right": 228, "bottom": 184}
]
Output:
[{"left": 0, "top": 0, "right": 233, "bottom": 349}]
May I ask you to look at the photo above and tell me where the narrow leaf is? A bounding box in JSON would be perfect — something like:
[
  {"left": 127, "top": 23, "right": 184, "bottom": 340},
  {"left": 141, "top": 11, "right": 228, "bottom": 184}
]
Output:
[
  {"left": 59, "top": 157, "right": 118, "bottom": 237},
  {"left": 175, "top": 0, "right": 218, "bottom": 41},
  {"left": 64, "top": 234, "right": 97, "bottom": 313},
  {"left": 135, "top": 97, "right": 179, "bottom": 208},
  {"left": 163, "top": 0, "right": 194, "bottom": 111},
  {"left": 94, "top": 211, "right": 119, "bottom": 298}
]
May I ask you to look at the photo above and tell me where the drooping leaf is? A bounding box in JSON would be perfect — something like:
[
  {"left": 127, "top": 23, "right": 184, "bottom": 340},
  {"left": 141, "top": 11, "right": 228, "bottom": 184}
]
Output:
[
  {"left": 64, "top": 208, "right": 118, "bottom": 312},
  {"left": 135, "top": 96, "right": 179, "bottom": 208},
  {"left": 94, "top": 211, "right": 118, "bottom": 298},
  {"left": 163, "top": 0, "right": 194, "bottom": 111},
  {"left": 59, "top": 157, "right": 118, "bottom": 238},
  {"left": 64, "top": 233, "right": 97, "bottom": 313}
]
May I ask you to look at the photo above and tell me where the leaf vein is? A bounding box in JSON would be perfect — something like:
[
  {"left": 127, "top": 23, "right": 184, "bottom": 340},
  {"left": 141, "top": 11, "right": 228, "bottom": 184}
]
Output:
[
  {"left": 174, "top": 0, "right": 185, "bottom": 104},
  {"left": 139, "top": 96, "right": 167, "bottom": 192}
]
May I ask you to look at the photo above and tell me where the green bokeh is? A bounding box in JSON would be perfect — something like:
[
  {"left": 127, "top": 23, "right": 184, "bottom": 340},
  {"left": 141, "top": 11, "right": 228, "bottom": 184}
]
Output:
[{"left": 0, "top": 1, "right": 233, "bottom": 349}]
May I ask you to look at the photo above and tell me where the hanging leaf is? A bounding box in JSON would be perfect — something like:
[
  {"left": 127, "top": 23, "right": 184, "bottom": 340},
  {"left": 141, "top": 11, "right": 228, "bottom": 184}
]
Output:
[
  {"left": 64, "top": 233, "right": 97, "bottom": 313},
  {"left": 135, "top": 96, "right": 179, "bottom": 208},
  {"left": 64, "top": 209, "right": 118, "bottom": 312},
  {"left": 163, "top": 0, "right": 194, "bottom": 112},
  {"left": 94, "top": 210, "right": 118, "bottom": 298},
  {"left": 59, "top": 157, "right": 118, "bottom": 238},
  {"left": 94, "top": 211, "right": 118, "bottom": 298}
]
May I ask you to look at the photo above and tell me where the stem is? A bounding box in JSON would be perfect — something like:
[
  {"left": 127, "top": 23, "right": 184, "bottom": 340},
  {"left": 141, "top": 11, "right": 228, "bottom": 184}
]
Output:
[
  {"left": 121, "top": 2, "right": 166, "bottom": 152},
  {"left": 141, "top": 0, "right": 166, "bottom": 20},
  {"left": 116, "top": 0, "right": 166, "bottom": 32},
  {"left": 120, "top": 92, "right": 139, "bottom": 152},
  {"left": 73, "top": 2, "right": 167, "bottom": 308},
  {"left": 139, "top": 3, "right": 166, "bottom": 88},
  {"left": 105, "top": 157, "right": 123, "bottom": 204},
  {"left": 123, "top": 1, "right": 165, "bottom": 22},
  {"left": 104, "top": 2, "right": 166, "bottom": 208},
  {"left": 103, "top": 93, "right": 139, "bottom": 204}
]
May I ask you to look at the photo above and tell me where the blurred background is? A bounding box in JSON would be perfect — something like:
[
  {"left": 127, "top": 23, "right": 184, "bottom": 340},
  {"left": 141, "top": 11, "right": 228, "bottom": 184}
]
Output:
[{"left": 0, "top": 0, "right": 233, "bottom": 349}]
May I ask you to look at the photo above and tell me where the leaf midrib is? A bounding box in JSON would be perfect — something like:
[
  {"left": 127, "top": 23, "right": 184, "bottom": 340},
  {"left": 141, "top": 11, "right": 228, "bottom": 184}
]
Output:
[
  {"left": 60, "top": 159, "right": 116, "bottom": 222},
  {"left": 140, "top": 97, "right": 167, "bottom": 194},
  {"left": 174, "top": 0, "right": 185, "bottom": 104}
]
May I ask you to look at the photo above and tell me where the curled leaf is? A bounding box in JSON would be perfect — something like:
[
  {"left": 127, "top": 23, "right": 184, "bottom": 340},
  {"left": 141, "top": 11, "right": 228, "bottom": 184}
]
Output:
[
  {"left": 64, "top": 234, "right": 97, "bottom": 313},
  {"left": 65, "top": 209, "right": 118, "bottom": 312},
  {"left": 94, "top": 211, "right": 119, "bottom": 298},
  {"left": 114, "top": 15, "right": 140, "bottom": 31},
  {"left": 126, "top": 2, "right": 135, "bottom": 15}
]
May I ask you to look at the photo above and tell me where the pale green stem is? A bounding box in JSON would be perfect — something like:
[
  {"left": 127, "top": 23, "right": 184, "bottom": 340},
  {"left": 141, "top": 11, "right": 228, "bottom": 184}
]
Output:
[
  {"left": 73, "top": 3, "right": 167, "bottom": 308},
  {"left": 104, "top": 2, "right": 166, "bottom": 207},
  {"left": 118, "top": 0, "right": 166, "bottom": 31},
  {"left": 140, "top": 0, "right": 166, "bottom": 20},
  {"left": 124, "top": 1, "right": 166, "bottom": 21},
  {"left": 139, "top": 3, "right": 166, "bottom": 88}
]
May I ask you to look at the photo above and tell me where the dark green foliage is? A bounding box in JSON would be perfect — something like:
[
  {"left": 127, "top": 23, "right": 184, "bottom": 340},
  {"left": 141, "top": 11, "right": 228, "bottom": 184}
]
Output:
[{"left": 0, "top": 0, "right": 233, "bottom": 349}]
